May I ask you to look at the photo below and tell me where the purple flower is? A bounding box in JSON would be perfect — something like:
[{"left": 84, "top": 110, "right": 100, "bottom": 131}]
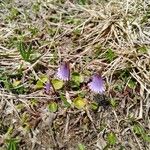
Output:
[
  {"left": 45, "top": 82, "right": 51, "bottom": 94},
  {"left": 56, "top": 62, "right": 70, "bottom": 81},
  {"left": 88, "top": 74, "right": 105, "bottom": 94}
]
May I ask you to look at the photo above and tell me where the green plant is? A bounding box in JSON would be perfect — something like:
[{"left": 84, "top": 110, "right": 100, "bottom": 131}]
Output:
[
  {"left": 107, "top": 132, "right": 117, "bottom": 146},
  {"left": 77, "top": 0, "right": 87, "bottom": 5},
  {"left": 17, "top": 41, "right": 32, "bottom": 62},
  {"left": 77, "top": 143, "right": 85, "bottom": 150},
  {"left": 48, "top": 102, "right": 58, "bottom": 113},
  {"left": 110, "top": 99, "right": 118, "bottom": 108},
  {"left": 105, "top": 49, "right": 117, "bottom": 62},
  {"left": 6, "top": 138, "right": 19, "bottom": 150},
  {"left": 133, "top": 123, "right": 150, "bottom": 143}
]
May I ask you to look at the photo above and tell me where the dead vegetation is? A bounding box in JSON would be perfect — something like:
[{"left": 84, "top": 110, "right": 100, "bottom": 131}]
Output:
[{"left": 0, "top": 0, "right": 150, "bottom": 149}]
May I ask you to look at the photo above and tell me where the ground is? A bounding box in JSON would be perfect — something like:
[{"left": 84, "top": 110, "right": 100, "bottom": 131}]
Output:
[{"left": 0, "top": 0, "right": 150, "bottom": 150}]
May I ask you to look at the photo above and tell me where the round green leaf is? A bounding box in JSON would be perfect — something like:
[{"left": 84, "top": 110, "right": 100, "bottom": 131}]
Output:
[
  {"left": 39, "top": 74, "right": 48, "bottom": 83},
  {"left": 12, "top": 80, "right": 21, "bottom": 87},
  {"left": 128, "top": 79, "right": 136, "bottom": 89},
  {"left": 35, "top": 80, "right": 44, "bottom": 89},
  {"left": 35, "top": 75, "right": 48, "bottom": 89},
  {"left": 48, "top": 102, "right": 58, "bottom": 113},
  {"left": 51, "top": 79, "right": 64, "bottom": 90},
  {"left": 73, "top": 97, "right": 86, "bottom": 109},
  {"left": 72, "top": 72, "right": 84, "bottom": 84}
]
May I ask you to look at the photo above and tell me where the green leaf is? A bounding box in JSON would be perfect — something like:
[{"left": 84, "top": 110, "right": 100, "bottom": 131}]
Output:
[
  {"left": 32, "top": 3, "right": 40, "bottom": 12},
  {"left": 51, "top": 79, "right": 64, "bottom": 90},
  {"left": 11, "top": 8, "right": 19, "bottom": 17},
  {"left": 17, "top": 41, "right": 32, "bottom": 62},
  {"left": 73, "top": 97, "right": 86, "bottom": 109},
  {"left": 107, "top": 132, "right": 117, "bottom": 145},
  {"left": 90, "top": 102, "right": 99, "bottom": 110},
  {"left": 40, "top": 75, "right": 48, "bottom": 83},
  {"left": 70, "top": 81, "right": 80, "bottom": 90},
  {"left": 16, "top": 103, "right": 25, "bottom": 110},
  {"left": 6, "top": 138, "right": 19, "bottom": 150},
  {"left": 26, "top": 43, "right": 32, "bottom": 61},
  {"left": 78, "top": 143, "right": 85, "bottom": 150},
  {"left": 72, "top": 72, "right": 84, "bottom": 84},
  {"left": 8, "top": 7, "right": 20, "bottom": 20},
  {"left": 77, "top": 0, "right": 87, "bottom": 5},
  {"left": 78, "top": 91, "right": 86, "bottom": 98},
  {"left": 12, "top": 80, "right": 21, "bottom": 87},
  {"left": 30, "top": 52, "right": 41, "bottom": 61},
  {"left": 60, "top": 94, "right": 71, "bottom": 108},
  {"left": 48, "top": 102, "right": 58, "bottom": 113},
  {"left": 73, "top": 29, "right": 81, "bottom": 36},
  {"left": 35, "top": 75, "right": 48, "bottom": 89},
  {"left": 30, "top": 99, "right": 38, "bottom": 107},
  {"left": 119, "top": 145, "right": 126, "bottom": 150},
  {"left": 137, "top": 46, "right": 148, "bottom": 54},
  {"left": 21, "top": 113, "right": 30, "bottom": 124},
  {"left": 143, "top": 134, "right": 150, "bottom": 142},
  {"left": 110, "top": 99, "right": 117, "bottom": 108},
  {"left": 133, "top": 124, "right": 145, "bottom": 136},
  {"left": 133, "top": 123, "right": 150, "bottom": 142},
  {"left": 29, "top": 26, "right": 39, "bottom": 36},
  {"left": 35, "top": 80, "right": 43, "bottom": 89},
  {"left": 3, "top": 77, "right": 13, "bottom": 91},
  {"left": 6, "top": 126, "right": 13, "bottom": 136},
  {"left": 17, "top": 41, "right": 26, "bottom": 60},
  {"left": 128, "top": 79, "right": 136, "bottom": 89},
  {"left": 71, "top": 73, "right": 84, "bottom": 90},
  {"left": 105, "top": 48, "right": 116, "bottom": 62}
]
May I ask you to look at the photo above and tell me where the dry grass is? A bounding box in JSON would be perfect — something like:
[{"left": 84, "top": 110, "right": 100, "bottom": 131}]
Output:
[{"left": 0, "top": 0, "right": 150, "bottom": 149}]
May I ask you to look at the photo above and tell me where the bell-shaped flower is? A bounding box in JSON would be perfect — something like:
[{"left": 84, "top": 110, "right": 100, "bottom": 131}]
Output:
[
  {"left": 88, "top": 74, "right": 105, "bottom": 94},
  {"left": 56, "top": 62, "right": 70, "bottom": 81}
]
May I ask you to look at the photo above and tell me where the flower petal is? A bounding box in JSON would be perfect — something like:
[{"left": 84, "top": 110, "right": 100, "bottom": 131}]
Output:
[
  {"left": 56, "top": 62, "right": 70, "bottom": 81},
  {"left": 45, "top": 82, "right": 51, "bottom": 94},
  {"left": 88, "top": 74, "right": 105, "bottom": 94}
]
